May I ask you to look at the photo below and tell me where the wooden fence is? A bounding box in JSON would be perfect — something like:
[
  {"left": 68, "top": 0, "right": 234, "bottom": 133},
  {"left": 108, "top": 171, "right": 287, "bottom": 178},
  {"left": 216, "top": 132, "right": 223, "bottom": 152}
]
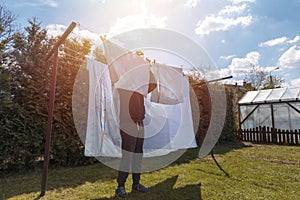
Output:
[{"left": 238, "top": 126, "right": 300, "bottom": 145}]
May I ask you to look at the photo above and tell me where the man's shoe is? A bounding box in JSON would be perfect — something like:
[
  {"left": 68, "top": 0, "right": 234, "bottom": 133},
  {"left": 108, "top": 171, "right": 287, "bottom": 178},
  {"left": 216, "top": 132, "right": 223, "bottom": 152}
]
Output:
[
  {"left": 115, "top": 186, "right": 128, "bottom": 198},
  {"left": 132, "top": 184, "right": 150, "bottom": 193}
]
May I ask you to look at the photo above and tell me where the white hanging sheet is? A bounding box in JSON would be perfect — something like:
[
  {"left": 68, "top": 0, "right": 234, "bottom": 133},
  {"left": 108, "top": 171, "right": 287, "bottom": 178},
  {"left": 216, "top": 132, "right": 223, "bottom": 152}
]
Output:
[
  {"left": 103, "top": 39, "right": 150, "bottom": 96},
  {"left": 85, "top": 59, "right": 121, "bottom": 157},
  {"left": 150, "top": 63, "right": 184, "bottom": 105}
]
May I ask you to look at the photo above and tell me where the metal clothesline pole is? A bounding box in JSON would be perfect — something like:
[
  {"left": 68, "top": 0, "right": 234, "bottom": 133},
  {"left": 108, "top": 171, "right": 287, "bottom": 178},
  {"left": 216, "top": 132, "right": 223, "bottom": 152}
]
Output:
[{"left": 40, "top": 21, "right": 77, "bottom": 197}]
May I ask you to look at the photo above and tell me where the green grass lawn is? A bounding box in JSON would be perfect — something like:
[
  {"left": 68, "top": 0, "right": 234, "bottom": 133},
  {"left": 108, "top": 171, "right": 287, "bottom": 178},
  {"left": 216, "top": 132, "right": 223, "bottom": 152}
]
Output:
[{"left": 1, "top": 142, "right": 299, "bottom": 200}]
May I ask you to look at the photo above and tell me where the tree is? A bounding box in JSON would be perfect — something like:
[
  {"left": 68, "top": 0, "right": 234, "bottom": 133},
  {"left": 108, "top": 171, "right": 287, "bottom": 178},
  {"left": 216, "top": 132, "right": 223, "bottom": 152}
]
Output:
[
  {"left": 0, "top": 4, "right": 16, "bottom": 59},
  {"left": 0, "top": 18, "right": 53, "bottom": 171},
  {"left": 263, "top": 74, "right": 284, "bottom": 89},
  {"left": 244, "top": 65, "right": 284, "bottom": 90},
  {"left": 0, "top": 4, "right": 16, "bottom": 96}
]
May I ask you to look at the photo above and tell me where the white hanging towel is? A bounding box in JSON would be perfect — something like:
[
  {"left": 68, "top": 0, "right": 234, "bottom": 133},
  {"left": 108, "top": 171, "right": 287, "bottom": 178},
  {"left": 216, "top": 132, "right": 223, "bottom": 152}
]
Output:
[
  {"left": 143, "top": 76, "right": 197, "bottom": 150},
  {"left": 85, "top": 59, "right": 122, "bottom": 157},
  {"left": 103, "top": 39, "right": 150, "bottom": 96},
  {"left": 150, "top": 63, "right": 184, "bottom": 105}
]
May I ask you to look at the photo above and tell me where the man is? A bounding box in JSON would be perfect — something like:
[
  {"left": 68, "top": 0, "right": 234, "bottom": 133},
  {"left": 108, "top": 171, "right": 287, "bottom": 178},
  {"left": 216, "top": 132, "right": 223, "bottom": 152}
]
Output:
[{"left": 115, "top": 88, "right": 150, "bottom": 198}]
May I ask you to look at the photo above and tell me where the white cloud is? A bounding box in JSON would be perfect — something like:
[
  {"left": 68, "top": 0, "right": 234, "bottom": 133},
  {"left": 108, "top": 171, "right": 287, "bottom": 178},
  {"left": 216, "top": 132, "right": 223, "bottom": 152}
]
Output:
[
  {"left": 278, "top": 45, "right": 300, "bottom": 68},
  {"left": 219, "top": 4, "right": 247, "bottom": 15},
  {"left": 260, "top": 35, "right": 300, "bottom": 47},
  {"left": 43, "top": 0, "right": 59, "bottom": 7},
  {"left": 195, "top": 0, "right": 254, "bottom": 36},
  {"left": 45, "top": 14, "right": 168, "bottom": 46},
  {"left": 89, "top": 0, "right": 107, "bottom": 3},
  {"left": 220, "top": 54, "right": 236, "bottom": 60},
  {"left": 291, "top": 78, "right": 300, "bottom": 86},
  {"left": 46, "top": 24, "right": 67, "bottom": 37},
  {"left": 108, "top": 14, "right": 168, "bottom": 36},
  {"left": 184, "top": 0, "right": 198, "bottom": 8},
  {"left": 259, "top": 37, "right": 289, "bottom": 47},
  {"left": 228, "top": 51, "right": 260, "bottom": 76},
  {"left": 24, "top": 0, "right": 59, "bottom": 7},
  {"left": 46, "top": 23, "right": 100, "bottom": 45},
  {"left": 219, "top": 68, "right": 230, "bottom": 76},
  {"left": 195, "top": 15, "right": 252, "bottom": 35},
  {"left": 231, "top": 0, "right": 256, "bottom": 4},
  {"left": 74, "top": 28, "right": 99, "bottom": 43},
  {"left": 288, "top": 35, "right": 300, "bottom": 44}
]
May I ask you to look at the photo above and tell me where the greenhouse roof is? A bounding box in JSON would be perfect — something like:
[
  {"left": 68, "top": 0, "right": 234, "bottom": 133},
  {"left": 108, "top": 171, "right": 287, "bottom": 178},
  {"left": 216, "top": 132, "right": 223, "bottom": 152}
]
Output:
[{"left": 238, "top": 87, "right": 300, "bottom": 105}]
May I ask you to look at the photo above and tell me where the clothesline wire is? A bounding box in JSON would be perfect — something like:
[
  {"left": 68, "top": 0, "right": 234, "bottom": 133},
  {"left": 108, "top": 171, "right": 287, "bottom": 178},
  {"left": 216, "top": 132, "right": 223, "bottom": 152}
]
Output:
[
  {"left": 58, "top": 54, "right": 88, "bottom": 64},
  {"left": 71, "top": 24, "right": 194, "bottom": 69},
  {"left": 76, "top": 23, "right": 105, "bottom": 38},
  {"left": 60, "top": 45, "right": 93, "bottom": 56},
  {"left": 58, "top": 60, "right": 86, "bottom": 68},
  {"left": 60, "top": 40, "right": 101, "bottom": 54},
  {"left": 61, "top": 29, "right": 164, "bottom": 65},
  {"left": 61, "top": 42, "right": 153, "bottom": 65},
  {"left": 57, "top": 23, "right": 195, "bottom": 71},
  {"left": 65, "top": 28, "right": 162, "bottom": 60},
  {"left": 58, "top": 46, "right": 95, "bottom": 61},
  {"left": 61, "top": 41, "right": 156, "bottom": 64}
]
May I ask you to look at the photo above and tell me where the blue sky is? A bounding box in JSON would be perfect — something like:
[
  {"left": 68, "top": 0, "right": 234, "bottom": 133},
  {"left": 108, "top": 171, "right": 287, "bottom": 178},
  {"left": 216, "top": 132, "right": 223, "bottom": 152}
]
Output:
[{"left": 3, "top": 0, "right": 300, "bottom": 86}]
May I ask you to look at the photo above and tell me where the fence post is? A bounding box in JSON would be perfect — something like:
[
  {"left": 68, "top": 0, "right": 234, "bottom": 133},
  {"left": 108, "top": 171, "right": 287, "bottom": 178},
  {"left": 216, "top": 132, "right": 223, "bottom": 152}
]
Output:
[
  {"left": 286, "top": 130, "right": 290, "bottom": 144},
  {"left": 278, "top": 129, "right": 281, "bottom": 144},
  {"left": 295, "top": 130, "right": 299, "bottom": 145},
  {"left": 266, "top": 126, "right": 269, "bottom": 143},
  {"left": 262, "top": 126, "right": 266, "bottom": 143},
  {"left": 272, "top": 128, "right": 275, "bottom": 143},
  {"left": 273, "top": 128, "right": 279, "bottom": 144}
]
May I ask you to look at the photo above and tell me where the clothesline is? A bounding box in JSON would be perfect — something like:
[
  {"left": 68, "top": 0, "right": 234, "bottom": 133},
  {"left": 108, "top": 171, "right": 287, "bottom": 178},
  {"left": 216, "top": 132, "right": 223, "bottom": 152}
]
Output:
[
  {"left": 64, "top": 30, "right": 188, "bottom": 70},
  {"left": 61, "top": 45, "right": 90, "bottom": 55}
]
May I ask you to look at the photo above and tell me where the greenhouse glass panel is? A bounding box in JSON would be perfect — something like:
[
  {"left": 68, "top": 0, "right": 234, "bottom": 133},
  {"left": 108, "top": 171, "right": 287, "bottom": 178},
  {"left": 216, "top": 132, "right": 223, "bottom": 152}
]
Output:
[
  {"left": 266, "top": 88, "right": 287, "bottom": 102},
  {"left": 273, "top": 104, "right": 290, "bottom": 129},
  {"left": 288, "top": 102, "right": 300, "bottom": 130},
  {"left": 291, "top": 102, "right": 300, "bottom": 111},
  {"left": 281, "top": 88, "right": 300, "bottom": 101},
  {"left": 255, "top": 104, "right": 271, "bottom": 127},
  {"left": 240, "top": 104, "right": 271, "bottom": 129},
  {"left": 238, "top": 90, "right": 259, "bottom": 104},
  {"left": 252, "top": 90, "right": 272, "bottom": 103},
  {"left": 241, "top": 118, "right": 254, "bottom": 130},
  {"left": 240, "top": 105, "right": 257, "bottom": 122}
]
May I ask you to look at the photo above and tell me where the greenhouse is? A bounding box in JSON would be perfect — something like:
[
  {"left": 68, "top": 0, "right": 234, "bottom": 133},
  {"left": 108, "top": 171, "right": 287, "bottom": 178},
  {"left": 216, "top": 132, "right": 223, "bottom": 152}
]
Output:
[{"left": 238, "top": 87, "right": 300, "bottom": 144}]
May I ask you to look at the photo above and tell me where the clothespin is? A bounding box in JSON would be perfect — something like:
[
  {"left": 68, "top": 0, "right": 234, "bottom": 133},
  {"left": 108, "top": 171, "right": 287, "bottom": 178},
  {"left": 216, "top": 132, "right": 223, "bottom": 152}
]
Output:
[
  {"left": 146, "top": 57, "right": 151, "bottom": 63},
  {"left": 100, "top": 34, "right": 106, "bottom": 41},
  {"left": 135, "top": 50, "right": 144, "bottom": 57}
]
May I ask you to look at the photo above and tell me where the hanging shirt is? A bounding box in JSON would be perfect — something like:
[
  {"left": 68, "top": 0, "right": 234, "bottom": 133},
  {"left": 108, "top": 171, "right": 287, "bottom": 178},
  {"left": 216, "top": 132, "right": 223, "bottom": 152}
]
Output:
[
  {"left": 150, "top": 63, "right": 184, "bottom": 105},
  {"left": 103, "top": 39, "right": 150, "bottom": 96}
]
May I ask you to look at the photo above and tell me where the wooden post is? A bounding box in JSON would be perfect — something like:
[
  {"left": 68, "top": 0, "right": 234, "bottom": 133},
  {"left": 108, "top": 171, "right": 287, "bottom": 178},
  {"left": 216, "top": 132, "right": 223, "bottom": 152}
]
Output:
[
  {"left": 238, "top": 104, "right": 242, "bottom": 141},
  {"left": 270, "top": 103, "right": 275, "bottom": 144},
  {"left": 41, "top": 47, "right": 58, "bottom": 196},
  {"left": 296, "top": 129, "right": 299, "bottom": 145},
  {"left": 40, "top": 22, "right": 76, "bottom": 197}
]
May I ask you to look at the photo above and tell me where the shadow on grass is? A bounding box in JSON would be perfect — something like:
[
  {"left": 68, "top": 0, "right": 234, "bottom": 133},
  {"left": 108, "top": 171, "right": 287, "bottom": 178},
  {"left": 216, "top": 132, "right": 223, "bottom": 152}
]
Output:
[
  {"left": 1, "top": 142, "right": 246, "bottom": 199},
  {"left": 1, "top": 163, "right": 117, "bottom": 200},
  {"left": 170, "top": 141, "right": 248, "bottom": 166},
  {"left": 91, "top": 175, "right": 201, "bottom": 200}
]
